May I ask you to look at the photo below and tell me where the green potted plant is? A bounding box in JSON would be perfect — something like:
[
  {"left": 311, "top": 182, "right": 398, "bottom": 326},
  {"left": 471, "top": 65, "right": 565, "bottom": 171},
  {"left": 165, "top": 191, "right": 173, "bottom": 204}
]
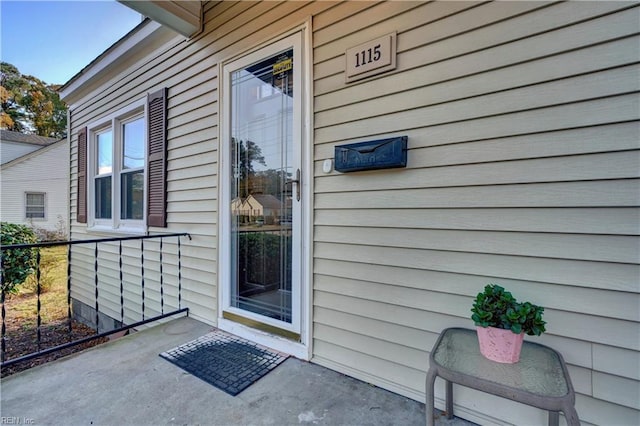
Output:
[{"left": 471, "top": 284, "right": 546, "bottom": 363}]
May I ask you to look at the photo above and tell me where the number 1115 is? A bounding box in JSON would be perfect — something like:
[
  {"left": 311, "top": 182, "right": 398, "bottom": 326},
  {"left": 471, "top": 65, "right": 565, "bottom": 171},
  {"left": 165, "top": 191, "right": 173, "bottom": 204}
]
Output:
[{"left": 354, "top": 44, "right": 381, "bottom": 67}]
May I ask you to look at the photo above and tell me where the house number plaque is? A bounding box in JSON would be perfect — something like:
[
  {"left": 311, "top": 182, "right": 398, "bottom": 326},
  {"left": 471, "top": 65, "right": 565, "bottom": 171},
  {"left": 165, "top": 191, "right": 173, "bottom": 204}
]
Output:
[{"left": 345, "top": 32, "right": 396, "bottom": 83}]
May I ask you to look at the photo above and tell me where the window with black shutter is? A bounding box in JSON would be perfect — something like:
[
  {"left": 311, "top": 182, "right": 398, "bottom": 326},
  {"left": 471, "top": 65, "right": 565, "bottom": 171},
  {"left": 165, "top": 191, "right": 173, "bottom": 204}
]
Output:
[{"left": 79, "top": 88, "right": 167, "bottom": 231}]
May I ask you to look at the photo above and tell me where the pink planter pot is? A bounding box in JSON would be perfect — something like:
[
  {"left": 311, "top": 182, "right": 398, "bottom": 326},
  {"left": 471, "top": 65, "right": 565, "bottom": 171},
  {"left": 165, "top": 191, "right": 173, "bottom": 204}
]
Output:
[{"left": 476, "top": 326, "right": 525, "bottom": 363}]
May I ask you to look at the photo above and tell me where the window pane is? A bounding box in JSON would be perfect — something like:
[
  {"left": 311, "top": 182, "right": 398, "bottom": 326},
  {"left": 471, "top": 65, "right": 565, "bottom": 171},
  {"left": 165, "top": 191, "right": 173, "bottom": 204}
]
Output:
[
  {"left": 121, "top": 170, "right": 144, "bottom": 220},
  {"left": 95, "top": 176, "right": 112, "bottom": 219},
  {"left": 123, "top": 118, "right": 145, "bottom": 169},
  {"left": 97, "top": 131, "right": 113, "bottom": 174},
  {"left": 26, "top": 193, "right": 45, "bottom": 207},
  {"left": 26, "top": 208, "right": 44, "bottom": 218},
  {"left": 26, "top": 193, "right": 45, "bottom": 218}
]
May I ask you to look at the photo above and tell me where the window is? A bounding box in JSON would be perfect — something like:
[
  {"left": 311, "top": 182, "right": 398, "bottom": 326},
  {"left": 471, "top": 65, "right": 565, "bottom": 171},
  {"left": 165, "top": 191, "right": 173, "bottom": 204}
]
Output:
[
  {"left": 91, "top": 116, "right": 145, "bottom": 223},
  {"left": 87, "top": 99, "right": 146, "bottom": 232},
  {"left": 121, "top": 117, "right": 145, "bottom": 220},
  {"left": 76, "top": 89, "right": 167, "bottom": 230},
  {"left": 25, "top": 192, "right": 46, "bottom": 219},
  {"left": 95, "top": 129, "right": 113, "bottom": 219}
]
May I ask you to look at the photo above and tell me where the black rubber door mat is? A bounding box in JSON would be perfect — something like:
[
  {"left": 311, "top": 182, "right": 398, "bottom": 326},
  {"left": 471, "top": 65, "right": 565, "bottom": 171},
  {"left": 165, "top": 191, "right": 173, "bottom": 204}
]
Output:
[{"left": 160, "top": 329, "right": 288, "bottom": 396}]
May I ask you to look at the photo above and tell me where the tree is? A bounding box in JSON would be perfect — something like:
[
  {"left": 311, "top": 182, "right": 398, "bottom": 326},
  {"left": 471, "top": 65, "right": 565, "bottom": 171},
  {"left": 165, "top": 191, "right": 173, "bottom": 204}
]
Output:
[
  {"left": 0, "top": 85, "right": 15, "bottom": 129},
  {"left": 0, "top": 62, "right": 29, "bottom": 132},
  {"left": 0, "top": 62, "right": 67, "bottom": 138},
  {"left": 253, "top": 169, "right": 289, "bottom": 197},
  {"left": 231, "top": 138, "right": 267, "bottom": 198}
]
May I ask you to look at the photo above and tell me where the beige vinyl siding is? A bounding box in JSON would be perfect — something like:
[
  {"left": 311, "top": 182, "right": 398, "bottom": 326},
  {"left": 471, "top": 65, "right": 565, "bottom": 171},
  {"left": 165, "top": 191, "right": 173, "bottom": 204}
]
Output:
[
  {"left": 64, "top": 1, "right": 640, "bottom": 424},
  {"left": 69, "top": 239, "right": 189, "bottom": 327},
  {"left": 67, "top": 22, "right": 218, "bottom": 324},
  {"left": 66, "top": 1, "right": 338, "bottom": 326},
  {"left": 311, "top": 1, "right": 639, "bottom": 425}
]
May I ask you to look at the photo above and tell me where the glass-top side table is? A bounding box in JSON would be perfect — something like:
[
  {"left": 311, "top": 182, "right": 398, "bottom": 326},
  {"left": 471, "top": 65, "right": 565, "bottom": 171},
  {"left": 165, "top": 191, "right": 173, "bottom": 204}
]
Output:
[{"left": 425, "top": 328, "right": 579, "bottom": 426}]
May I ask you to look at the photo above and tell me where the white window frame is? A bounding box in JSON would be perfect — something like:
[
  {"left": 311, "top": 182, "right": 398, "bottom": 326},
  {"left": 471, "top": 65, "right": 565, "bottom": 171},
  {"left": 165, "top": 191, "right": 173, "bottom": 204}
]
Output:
[
  {"left": 86, "top": 98, "right": 147, "bottom": 234},
  {"left": 25, "top": 192, "right": 46, "bottom": 220}
]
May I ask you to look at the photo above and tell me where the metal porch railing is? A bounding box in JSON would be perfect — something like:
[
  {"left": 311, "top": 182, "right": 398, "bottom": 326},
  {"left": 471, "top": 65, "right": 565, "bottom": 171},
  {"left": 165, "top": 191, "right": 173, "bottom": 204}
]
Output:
[{"left": 1, "top": 233, "right": 191, "bottom": 369}]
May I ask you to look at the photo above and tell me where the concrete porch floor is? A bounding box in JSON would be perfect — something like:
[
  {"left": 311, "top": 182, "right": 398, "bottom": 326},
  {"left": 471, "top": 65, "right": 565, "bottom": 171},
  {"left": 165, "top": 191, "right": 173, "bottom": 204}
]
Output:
[{"left": 1, "top": 317, "right": 474, "bottom": 426}]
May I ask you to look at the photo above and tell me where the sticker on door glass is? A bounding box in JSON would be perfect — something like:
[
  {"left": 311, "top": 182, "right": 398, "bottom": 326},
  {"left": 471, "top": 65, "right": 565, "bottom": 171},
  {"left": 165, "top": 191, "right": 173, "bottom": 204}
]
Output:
[{"left": 273, "top": 57, "right": 292, "bottom": 75}]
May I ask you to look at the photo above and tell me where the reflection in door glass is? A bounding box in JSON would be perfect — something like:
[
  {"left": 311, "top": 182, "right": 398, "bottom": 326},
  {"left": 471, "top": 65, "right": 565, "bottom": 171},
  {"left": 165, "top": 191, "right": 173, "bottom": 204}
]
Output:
[{"left": 230, "top": 49, "right": 294, "bottom": 323}]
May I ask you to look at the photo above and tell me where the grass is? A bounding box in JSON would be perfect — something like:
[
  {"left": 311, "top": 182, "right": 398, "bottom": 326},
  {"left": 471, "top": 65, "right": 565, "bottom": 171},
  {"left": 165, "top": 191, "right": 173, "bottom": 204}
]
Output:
[
  {"left": 2, "top": 245, "right": 107, "bottom": 376},
  {"left": 9, "top": 245, "right": 70, "bottom": 327}
]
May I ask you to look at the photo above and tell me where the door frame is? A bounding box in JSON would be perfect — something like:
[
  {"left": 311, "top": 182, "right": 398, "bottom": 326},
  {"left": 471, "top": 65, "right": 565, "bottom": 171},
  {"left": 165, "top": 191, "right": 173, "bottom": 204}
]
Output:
[{"left": 217, "top": 21, "right": 313, "bottom": 360}]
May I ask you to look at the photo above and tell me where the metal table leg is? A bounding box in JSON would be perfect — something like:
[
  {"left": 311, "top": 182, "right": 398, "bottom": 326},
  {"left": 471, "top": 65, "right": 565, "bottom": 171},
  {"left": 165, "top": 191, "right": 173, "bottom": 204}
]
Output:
[
  {"left": 563, "top": 403, "right": 581, "bottom": 426},
  {"left": 425, "top": 368, "right": 438, "bottom": 426},
  {"left": 446, "top": 380, "right": 453, "bottom": 419}
]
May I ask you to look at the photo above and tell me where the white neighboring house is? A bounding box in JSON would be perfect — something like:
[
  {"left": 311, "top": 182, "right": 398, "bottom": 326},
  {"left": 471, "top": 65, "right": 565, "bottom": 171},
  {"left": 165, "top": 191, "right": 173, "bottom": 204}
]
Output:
[
  {"left": 0, "top": 130, "right": 69, "bottom": 235},
  {"left": 0, "top": 130, "right": 59, "bottom": 164}
]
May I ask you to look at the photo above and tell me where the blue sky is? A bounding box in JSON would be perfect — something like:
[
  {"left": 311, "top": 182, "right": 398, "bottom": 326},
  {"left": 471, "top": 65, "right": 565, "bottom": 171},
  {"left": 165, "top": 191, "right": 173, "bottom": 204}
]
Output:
[{"left": 1, "top": 0, "right": 142, "bottom": 85}]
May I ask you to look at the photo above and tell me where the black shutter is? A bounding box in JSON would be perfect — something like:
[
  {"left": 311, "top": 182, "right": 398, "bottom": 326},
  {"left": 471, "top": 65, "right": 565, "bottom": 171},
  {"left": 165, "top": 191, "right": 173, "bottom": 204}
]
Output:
[
  {"left": 77, "top": 127, "right": 87, "bottom": 223},
  {"left": 147, "top": 88, "right": 168, "bottom": 228}
]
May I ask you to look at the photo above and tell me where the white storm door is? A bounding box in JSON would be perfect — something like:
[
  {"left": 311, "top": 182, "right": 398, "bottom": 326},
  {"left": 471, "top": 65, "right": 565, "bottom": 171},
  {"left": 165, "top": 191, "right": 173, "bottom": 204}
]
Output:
[{"left": 221, "top": 33, "right": 303, "bottom": 340}]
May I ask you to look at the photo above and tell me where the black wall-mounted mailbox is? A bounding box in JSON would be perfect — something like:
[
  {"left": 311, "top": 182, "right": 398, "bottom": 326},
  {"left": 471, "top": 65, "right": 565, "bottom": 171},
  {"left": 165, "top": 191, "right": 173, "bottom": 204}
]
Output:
[{"left": 334, "top": 136, "right": 407, "bottom": 173}]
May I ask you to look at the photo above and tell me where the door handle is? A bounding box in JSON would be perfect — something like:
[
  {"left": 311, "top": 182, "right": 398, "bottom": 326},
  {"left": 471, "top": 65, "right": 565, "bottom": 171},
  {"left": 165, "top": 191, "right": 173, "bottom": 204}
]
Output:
[{"left": 285, "top": 169, "right": 301, "bottom": 201}]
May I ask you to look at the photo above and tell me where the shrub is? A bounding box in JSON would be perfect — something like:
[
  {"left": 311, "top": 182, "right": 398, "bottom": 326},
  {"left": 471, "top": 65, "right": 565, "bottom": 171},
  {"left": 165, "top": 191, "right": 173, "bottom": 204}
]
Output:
[
  {"left": 1, "top": 222, "right": 39, "bottom": 293},
  {"left": 29, "top": 215, "right": 68, "bottom": 242},
  {"left": 237, "top": 232, "right": 292, "bottom": 290}
]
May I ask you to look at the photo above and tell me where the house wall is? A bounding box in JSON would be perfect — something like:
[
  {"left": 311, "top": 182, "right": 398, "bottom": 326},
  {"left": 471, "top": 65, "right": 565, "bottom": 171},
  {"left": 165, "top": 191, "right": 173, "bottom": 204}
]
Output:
[
  {"left": 0, "top": 141, "right": 41, "bottom": 164},
  {"left": 65, "top": 20, "right": 220, "bottom": 326},
  {"left": 65, "top": 0, "right": 339, "bottom": 339},
  {"left": 65, "top": 1, "right": 639, "bottom": 425},
  {"left": 309, "top": 1, "right": 639, "bottom": 425},
  {"left": 0, "top": 140, "right": 69, "bottom": 233}
]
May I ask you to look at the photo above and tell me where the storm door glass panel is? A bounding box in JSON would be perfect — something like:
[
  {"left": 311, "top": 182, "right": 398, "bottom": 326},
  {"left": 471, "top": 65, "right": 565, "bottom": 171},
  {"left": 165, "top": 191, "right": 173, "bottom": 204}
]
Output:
[
  {"left": 95, "top": 131, "right": 113, "bottom": 219},
  {"left": 230, "top": 49, "right": 294, "bottom": 323}
]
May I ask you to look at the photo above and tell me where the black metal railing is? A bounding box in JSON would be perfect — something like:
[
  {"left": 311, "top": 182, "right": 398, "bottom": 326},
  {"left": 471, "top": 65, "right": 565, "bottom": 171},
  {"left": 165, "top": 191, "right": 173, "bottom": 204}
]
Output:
[{"left": 1, "top": 233, "right": 191, "bottom": 369}]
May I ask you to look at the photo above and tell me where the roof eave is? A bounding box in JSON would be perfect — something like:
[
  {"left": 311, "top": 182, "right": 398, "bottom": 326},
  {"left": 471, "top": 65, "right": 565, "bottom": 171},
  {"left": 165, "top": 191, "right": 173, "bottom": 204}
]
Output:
[{"left": 118, "top": 0, "right": 203, "bottom": 38}]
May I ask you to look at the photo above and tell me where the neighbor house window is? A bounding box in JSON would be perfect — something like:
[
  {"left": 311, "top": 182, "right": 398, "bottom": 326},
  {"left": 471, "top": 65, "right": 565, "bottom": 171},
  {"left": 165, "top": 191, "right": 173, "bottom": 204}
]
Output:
[
  {"left": 87, "top": 99, "right": 146, "bottom": 232},
  {"left": 25, "top": 192, "right": 46, "bottom": 219}
]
